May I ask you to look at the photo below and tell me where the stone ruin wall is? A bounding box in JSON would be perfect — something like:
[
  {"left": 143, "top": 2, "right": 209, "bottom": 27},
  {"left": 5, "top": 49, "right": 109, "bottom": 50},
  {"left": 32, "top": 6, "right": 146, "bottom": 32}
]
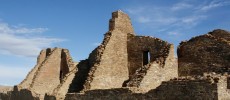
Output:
[
  {"left": 127, "top": 34, "right": 172, "bottom": 75},
  {"left": 0, "top": 48, "right": 76, "bottom": 100},
  {"left": 177, "top": 29, "right": 230, "bottom": 99},
  {"left": 77, "top": 11, "right": 177, "bottom": 93},
  {"left": 29, "top": 48, "right": 62, "bottom": 96},
  {"left": 65, "top": 78, "right": 217, "bottom": 100},
  {"left": 178, "top": 29, "right": 230, "bottom": 76},
  {"left": 18, "top": 48, "right": 51, "bottom": 89},
  {"left": 65, "top": 28, "right": 230, "bottom": 99},
  {"left": 45, "top": 49, "right": 76, "bottom": 100},
  {"left": 67, "top": 11, "right": 133, "bottom": 94},
  {"left": 124, "top": 34, "right": 178, "bottom": 91},
  {"left": 47, "top": 10, "right": 178, "bottom": 99},
  {"left": 87, "top": 11, "right": 133, "bottom": 90},
  {"left": 65, "top": 74, "right": 230, "bottom": 100}
]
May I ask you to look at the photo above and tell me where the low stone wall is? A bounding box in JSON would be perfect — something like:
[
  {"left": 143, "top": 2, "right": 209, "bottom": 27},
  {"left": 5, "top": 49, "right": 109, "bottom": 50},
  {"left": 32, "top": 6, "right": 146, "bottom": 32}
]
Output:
[
  {"left": 0, "top": 86, "right": 39, "bottom": 100},
  {"left": 65, "top": 76, "right": 222, "bottom": 100},
  {"left": 0, "top": 92, "right": 10, "bottom": 100}
]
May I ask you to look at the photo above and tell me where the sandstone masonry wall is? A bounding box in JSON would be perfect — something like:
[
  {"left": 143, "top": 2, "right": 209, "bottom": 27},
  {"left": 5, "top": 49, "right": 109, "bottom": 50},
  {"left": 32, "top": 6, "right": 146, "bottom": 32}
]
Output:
[
  {"left": 178, "top": 29, "right": 230, "bottom": 76},
  {"left": 81, "top": 11, "right": 133, "bottom": 91},
  {"left": 29, "top": 48, "right": 63, "bottom": 97},
  {"left": 0, "top": 86, "right": 39, "bottom": 100},
  {"left": 68, "top": 60, "right": 90, "bottom": 93},
  {"left": 124, "top": 35, "right": 178, "bottom": 91},
  {"left": 1, "top": 48, "right": 76, "bottom": 100},
  {"left": 65, "top": 76, "right": 220, "bottom": 100},
  {"left": 127, "top": 35, "right": 171, "bottom": 75},
  {"left": 45, "top": 49, "right": 76, "bottom": 100},
  {"left": 18, "top": 49, "right": 50, "bottom": 89},
  {"left": 139, "top": 45, "right": 177, "bottom": 92}
]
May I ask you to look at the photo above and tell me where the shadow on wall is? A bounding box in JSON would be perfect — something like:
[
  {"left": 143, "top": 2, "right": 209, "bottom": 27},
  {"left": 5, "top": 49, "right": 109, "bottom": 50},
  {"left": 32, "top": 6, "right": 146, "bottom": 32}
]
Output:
[{"left": 68, "top": 60, "right": 90, "bottom": 93}]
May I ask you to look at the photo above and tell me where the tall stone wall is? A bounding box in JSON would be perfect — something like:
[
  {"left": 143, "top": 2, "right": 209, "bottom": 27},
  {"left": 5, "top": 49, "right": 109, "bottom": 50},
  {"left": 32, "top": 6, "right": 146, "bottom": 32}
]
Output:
[
  {"left": 45, "top": 49, "right": 76, "bottom": 100},
  {"left": 29, "top": 48, "right": 63, "bottom": 96},
  {"left": 88, "top": 30, "right": 129, "bottom": 90},
  {"left": 178, "top": 29, "right": 230, "bottom": 76},
  {"left": 84, "top": 11, "right": 132, "bottom": 90}
]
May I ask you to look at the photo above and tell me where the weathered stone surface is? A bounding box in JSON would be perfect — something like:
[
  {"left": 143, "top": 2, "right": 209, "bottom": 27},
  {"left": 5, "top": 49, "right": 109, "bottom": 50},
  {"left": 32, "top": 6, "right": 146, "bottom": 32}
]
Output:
[
  {"left": 18, "top": 48, "right": 50, "bottom": 89},
  {"left": 0, "top": 48, "right": 76, "bottom": 100},
  {"left": 0, "top": 86, "right": 12, "bottom": 93},
  {"left": 124, "top": 34, "right": 178, "bottom": 91},
  {"left": 4, "top": 76, "right": 227, "bottom": 100},
  {"left": 0, "top": 86, "right": 39, "bottom": 100},
  {"left": 70, "top": 10, "right": 133, "bottom": 92},
  {"left": 178, "top": 29, "right": 230, "bottom": 76},
  {"left": 65, "top": 74, "right": 230, "bottom": 100},
  {"left": 109, "top": 10, "right": 134, "bottom": 34}
]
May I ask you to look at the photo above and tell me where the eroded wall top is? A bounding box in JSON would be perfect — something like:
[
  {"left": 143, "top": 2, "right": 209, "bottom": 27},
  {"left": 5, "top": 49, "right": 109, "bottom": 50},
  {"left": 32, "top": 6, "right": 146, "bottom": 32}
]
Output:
[
  {"left": 178, "top": 29, "right": 230, "bottom": 76},
  {"left": 109, "top": 10, "right": 134, "bottom": 34}
]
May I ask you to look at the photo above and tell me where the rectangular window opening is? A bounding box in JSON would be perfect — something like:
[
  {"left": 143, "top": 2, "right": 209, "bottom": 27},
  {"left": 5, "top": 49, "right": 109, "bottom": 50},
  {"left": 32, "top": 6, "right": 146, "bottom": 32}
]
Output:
[{"left": 143, "top": 51, "right": 150, "bottom": 66}]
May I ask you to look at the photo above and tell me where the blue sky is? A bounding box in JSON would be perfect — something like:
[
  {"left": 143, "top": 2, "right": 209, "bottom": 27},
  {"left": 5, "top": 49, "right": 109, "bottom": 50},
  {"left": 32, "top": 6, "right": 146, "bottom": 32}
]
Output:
[{"left": 0, "top": 0, "right": 229, "bottom": 86}]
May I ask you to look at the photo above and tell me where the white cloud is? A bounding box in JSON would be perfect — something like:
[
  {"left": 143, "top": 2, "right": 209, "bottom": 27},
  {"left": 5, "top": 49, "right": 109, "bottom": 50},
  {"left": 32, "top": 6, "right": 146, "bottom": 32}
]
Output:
[
  {"left": 0, "top": 21, "right": 63, "bottom": 57},
  {"left": 0, "top": 23, "right": 48, "bottom": 34},
  {"left": 126, "top": 7, "right": 178, "bottom": 27},
  {"left": 181, "top": 15, "right": 207, "bottom": 26},
  {"left": 124, "top": 0, "right": 215, "bottom": 36},
  {"left": 172, "top": 2, "right": 193, "bottom": 11},
  {"left": 199, "top": 0, "right": 230, "bottom": 11}
]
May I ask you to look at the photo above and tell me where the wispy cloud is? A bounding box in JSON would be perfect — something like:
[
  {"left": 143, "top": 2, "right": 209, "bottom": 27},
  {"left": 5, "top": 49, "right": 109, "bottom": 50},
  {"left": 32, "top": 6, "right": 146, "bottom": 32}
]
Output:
[
  {"left": 172, "top": 2, "right": 193, "bottom": 11},
  {"left": 0, "top": 23, "right": 48, "bottom": 34},
  {"left": 181, "top": 15, "right": 207, "bottom": 26},
  {"left": 125, "top": 6, "right": 179, "bottom": 30},
  {"left": 199, "top": 0, "right": 230, "bottom": 11},
  {"left": 124, "top": 0, "right": 228, "bottom": 37},
  {"left": 0, "top": 21, "right": 63, "bottom": 57},
  {"left": 125, "top": 6, "right": 204, "bottom": 33},
  {"left": 122, "top": 0, "right": 230, "bottom": 47}
]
